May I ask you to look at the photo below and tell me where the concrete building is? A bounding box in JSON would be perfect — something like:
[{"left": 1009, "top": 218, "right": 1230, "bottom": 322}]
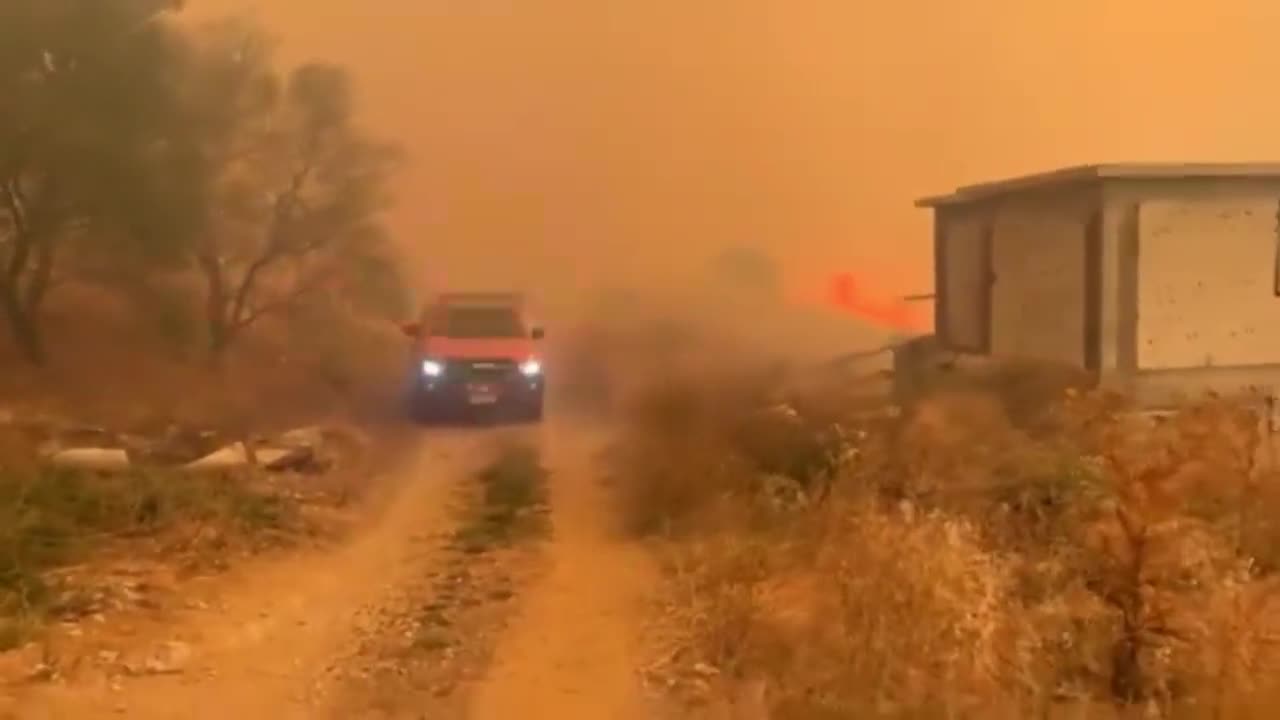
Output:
[{"left": 917, "top": 163, "right": 1280, "bottom": 406}]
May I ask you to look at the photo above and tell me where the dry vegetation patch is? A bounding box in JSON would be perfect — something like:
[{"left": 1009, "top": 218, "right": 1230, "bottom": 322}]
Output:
[
  {"left": 617, "top": 363, "right": 1280, "bottom": 719},
  {"left": 0, "top": 465, "right": 312, "bottom": 652}
]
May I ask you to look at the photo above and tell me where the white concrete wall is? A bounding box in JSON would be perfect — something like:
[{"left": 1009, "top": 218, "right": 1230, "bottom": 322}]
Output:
[
  {"left": 1136, "top": 196, "right": 1279, "bottom": 370},
  {"left": 990, "top": 204, "right": 1087, "bottom": 365},
  {"left": 939, "top": 211, "right": 988, "bottom": 351}
]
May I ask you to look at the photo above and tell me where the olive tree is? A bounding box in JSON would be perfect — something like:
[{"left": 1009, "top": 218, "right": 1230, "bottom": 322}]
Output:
[
  {"left": 183, "top": 21, "right": 402, "bottom": 358},
  {"left": 0, "top": 0, "right": 188, "bottom": 363}
]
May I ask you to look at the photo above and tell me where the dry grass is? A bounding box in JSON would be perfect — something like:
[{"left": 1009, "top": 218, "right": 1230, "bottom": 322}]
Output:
[
  {"left": 451, "top": 441, "right": 551, "bottom": 554},
  {"left": 0, "top": 464, "right": 308, "bottom": 651},
  {"left": 0, "top": 282, "right": 405, "bottom": 433},
  {"left": 0, "top": 283, "right": 408, "bottom": 652},
  {"left": 615, "top": 362, "right": 1280, "bottom": 719}
]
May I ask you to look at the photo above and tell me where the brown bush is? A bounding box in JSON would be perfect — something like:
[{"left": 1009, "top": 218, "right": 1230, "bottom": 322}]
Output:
[{"left": 625, "top": 363, "right": 1280, "bottom": 719}]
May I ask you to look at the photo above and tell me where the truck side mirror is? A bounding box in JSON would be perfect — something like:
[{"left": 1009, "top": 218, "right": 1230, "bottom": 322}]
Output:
[
  {"left": 531, "top": 327, "right": 545, "bottom": 340},
  {"left": 401, "top": 322, "right": 421, "bottom": 337}
]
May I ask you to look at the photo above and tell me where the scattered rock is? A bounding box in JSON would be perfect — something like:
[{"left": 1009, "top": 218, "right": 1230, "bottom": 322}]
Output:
[
  {"left": 137, "top": 641, "right": 192, "bottom": 675},
  {"left": 433, "top": 681, "right": 456, "bottom": 697},
  {"left": 258, "top": 426, "right": 336, "bottom": 473},
  {"left": 182, "top": 443, "right": 251, "bottom": 472},
  {"left": 59, "top": 425, "right": 114, "bottom": 448},
  {"left": 691, "top": 662, "right": 720, "bottom": 678},
  {"left": 47, "top": 447, "right": 132, "bottom": 472},
  {"left": 276, "top": 426, "right": 325, "bottom": 451},
  {"left": 184, "top": 431, "right": 331, "bottom": 474},
  {"left": 685, "top": 677, "right": 713, "bottom": 703},
  {"left": 128, "top": 426, "right": 224, "bottom": 466},
  {"left": 0, "top": 643, "right": 46, "bottom": 682},
  {"left": 10, "top": 412, "right": 359, "bottom": 478},
  {"left": 257, "top": 445, "right": 316, "bottom": 473}
]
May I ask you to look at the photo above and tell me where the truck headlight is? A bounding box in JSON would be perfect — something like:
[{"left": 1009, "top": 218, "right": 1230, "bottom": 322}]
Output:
[
  {"left": 519, "top": 359, "right": 542, "bottom": 377},
  {"left": 422, "top": 359, "right": 444, "bottom": 377}
]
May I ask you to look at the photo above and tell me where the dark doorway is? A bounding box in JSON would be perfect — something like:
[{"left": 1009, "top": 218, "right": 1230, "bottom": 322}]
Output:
[{"left": 1083, "top": 211, "right": 1103, "bottom": 372}]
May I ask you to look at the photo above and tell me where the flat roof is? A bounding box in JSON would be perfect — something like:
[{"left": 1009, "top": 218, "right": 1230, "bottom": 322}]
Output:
[
  {"left": 426, "top": 292, "right": 526, "bottom": 309},
  {"left": 915, "top": 162, "right": 1280, "bottom": 208}
]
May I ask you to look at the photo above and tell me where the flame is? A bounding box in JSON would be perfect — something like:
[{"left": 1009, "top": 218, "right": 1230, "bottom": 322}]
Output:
[{"left": 788, "top": 271, "right": 929, "bottom": 333}]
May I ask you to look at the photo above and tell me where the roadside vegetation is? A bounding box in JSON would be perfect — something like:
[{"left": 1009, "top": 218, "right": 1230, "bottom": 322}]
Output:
[
  {"left": 0, "top": 0, "right": 408, "bottom": 424},
  {"left": 608, "top": 347, "right": 1280, "bottom": 719},
  {"left": 0, "top": 0, "right": 410, "bottom": 656},
  {"left": 0, "top": 464, "right": 308, "bottom": 651}
]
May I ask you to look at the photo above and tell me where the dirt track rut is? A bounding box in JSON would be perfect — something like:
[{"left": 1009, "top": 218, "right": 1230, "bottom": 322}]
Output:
[{"left": 468, "top": 423, "right": 657, "bottom": 719}]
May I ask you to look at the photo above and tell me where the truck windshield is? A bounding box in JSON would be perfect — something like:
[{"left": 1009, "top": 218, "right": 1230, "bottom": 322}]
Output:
[{"left": 436, "top": 306, "right": 525, "bottom": 338}]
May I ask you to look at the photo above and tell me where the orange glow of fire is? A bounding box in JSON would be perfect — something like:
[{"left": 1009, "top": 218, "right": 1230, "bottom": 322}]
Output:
[{"left": 792, "top": 271, "right": 929, "bottom": 333}]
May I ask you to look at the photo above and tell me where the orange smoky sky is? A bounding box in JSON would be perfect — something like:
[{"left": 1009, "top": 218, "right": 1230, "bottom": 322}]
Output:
[{"left": 191, "top": 0, "right": 1280, "bottom": 310}]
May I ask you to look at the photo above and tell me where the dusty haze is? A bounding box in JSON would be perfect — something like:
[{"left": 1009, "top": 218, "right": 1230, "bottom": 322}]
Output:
[{"left": 194, "top": 0, "right": 1280, "bottom": 333}]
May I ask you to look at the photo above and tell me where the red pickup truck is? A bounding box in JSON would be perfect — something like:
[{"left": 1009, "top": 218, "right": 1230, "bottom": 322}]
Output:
[{"left": 401, "top": 293, "right": 545, "bottom": 423}]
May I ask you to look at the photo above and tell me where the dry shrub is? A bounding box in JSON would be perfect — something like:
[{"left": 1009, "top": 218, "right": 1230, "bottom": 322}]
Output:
[
  {"left": 903, "top": 357, "right": 1096, "bottom": 432},
  {"left": 0, "top": 282, "right": 405, "bottom": 432},
  {"left": 775, "top": 505, "right": 1033, "bottom": 718},
  {"left": 608, "top": 361, "right": 868, "bottom": 536},
  {"left": 662, "top": 501, "right": 1040, "bottom": 719},
  {"left": 1069, "top": 393, "right": 1280, "bottom": 712},
  {"left": 610, "top": 367, "right": 770, "bottom": 536},
  {"left": 0, "top": 465, "right": 304, "bottom": 649},
  {"left": 894, "top": 389, "right": 1035, "bottom": 499},
  {"left": 896, "top": 388, "right": 1280, "bottom": 712},
  {"left": 632, "top": 358, "right": 1280, "bottom": 718}
]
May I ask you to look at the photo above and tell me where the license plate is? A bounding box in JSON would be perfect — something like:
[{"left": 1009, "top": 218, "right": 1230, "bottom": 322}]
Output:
[{"left": 468, "top": 384, "right": 498, "bottom": 405}]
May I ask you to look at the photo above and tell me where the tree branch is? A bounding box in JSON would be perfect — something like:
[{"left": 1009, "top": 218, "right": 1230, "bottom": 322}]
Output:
[
  {"left": 227, "top": 146, "right": 320, "bottom": 327},
  {"left": 231, "top": 266, "right": 331, "bottom": 330}
]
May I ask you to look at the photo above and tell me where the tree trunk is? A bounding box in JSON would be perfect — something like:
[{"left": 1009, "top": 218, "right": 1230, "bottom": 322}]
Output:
[
  {"left": 198, "top": 251, "right": 235, "bottom": 363},
  {"left": 1110, "top": 625, "right": 1143, "bottom": 703},
  {"left": 1, "top": 176, "right": 63, "bottom": 366},
  {"left": 207, "top": 297, "right": 230, "bottom": 359},
  {"left": 208, "top": 321, "right": 231, "bottom": 364},
  {"left": 0, "top": 281, "right": 45, "bottom": 365}
]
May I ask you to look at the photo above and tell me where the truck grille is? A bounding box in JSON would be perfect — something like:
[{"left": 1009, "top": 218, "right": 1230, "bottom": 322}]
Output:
[{"left": 454, "top": 358, "right": 517, "bottom": 381}]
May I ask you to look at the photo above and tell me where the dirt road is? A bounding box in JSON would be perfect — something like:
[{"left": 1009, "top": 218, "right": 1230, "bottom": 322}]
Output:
[
  {"left": 2, "top": 418, "right": 659, "bottom": 719},
  {"left": 468, "top": 423, "right": 658, "bottom": 720}
]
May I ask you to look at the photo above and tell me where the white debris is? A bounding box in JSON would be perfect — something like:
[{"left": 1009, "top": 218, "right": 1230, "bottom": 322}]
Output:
[
  {"left": 182, "top": 443, "right": 251, "bottom": 472},
  {"left": 275, "top": 426, "right": 325, "bottom": 450},
  {"left": 182, "top": 441, "right": 314, "bottom": 473},
  {"left": 47, "top": 448, "right": 132, "bottom": 472}
]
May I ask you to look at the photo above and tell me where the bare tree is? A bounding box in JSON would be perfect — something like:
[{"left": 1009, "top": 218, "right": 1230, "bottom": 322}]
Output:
[{"left": 184, "top": 21, "right": 401, "bottom": 359}]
